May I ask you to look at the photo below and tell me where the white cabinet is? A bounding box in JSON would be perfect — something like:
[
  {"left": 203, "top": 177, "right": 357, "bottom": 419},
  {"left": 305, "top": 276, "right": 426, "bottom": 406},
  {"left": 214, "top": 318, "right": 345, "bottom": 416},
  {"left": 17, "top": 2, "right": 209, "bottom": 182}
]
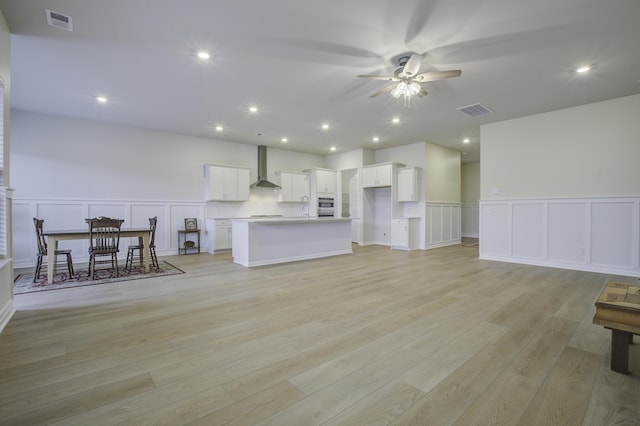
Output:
[
  {"left": 277, "top": 171, "right": 309, "bottom": 202},
  {"left": 362, "top": 164, "right": 392, "bottom": 188},
  {"left": 205, "top": 165, "right": 250, "bottom": 201},
  {"left": 206, "top": 218, "right": 232, "bottom": 253},
  {"left": 397, "top": 167, "right": 419, "bottom": 202},
  {"left": 391, "top": 218, "right": 419, "bottom": 250},
  {"left": 313, "top": 169, "right": 337, "bottom": 194}
]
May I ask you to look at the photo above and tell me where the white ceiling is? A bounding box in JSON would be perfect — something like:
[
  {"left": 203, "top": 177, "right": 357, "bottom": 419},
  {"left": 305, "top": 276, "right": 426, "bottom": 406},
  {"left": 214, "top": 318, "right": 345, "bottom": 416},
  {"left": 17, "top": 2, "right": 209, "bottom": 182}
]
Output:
[{"left": 1, "top": 0, "right": 639, "bottom": 162}]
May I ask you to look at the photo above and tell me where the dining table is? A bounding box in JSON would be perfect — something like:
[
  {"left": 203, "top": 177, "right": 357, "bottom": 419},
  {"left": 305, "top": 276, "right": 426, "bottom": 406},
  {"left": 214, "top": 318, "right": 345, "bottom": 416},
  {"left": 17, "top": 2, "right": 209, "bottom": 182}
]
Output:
[{"left": 42, "top": 227, "right": 152, "bottom": 284}]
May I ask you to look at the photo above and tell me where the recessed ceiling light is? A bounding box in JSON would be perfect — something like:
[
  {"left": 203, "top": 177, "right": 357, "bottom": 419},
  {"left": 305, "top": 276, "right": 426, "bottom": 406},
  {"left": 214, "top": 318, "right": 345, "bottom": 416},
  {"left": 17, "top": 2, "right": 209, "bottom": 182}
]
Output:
[
  {"left": 330, "top": 146, "right": 336, "bottom": 152},
  {"left": 321, "top": 123, "right": 330, "bottom": 130},
  {"left": 197, "top": 51, "right": 210, "bottom": 60},
  {"left": 392, "top": 117, "right": 400, "bottom": 124},
  {"left": 249, "top": 106, "right": 258, "bottom": 113},
  {"left": 576, "top": 65, "right": 591, "bottom": 73},
  {"left": 215, "top": 125, "right": 223, "bottom": 132},
  {"left": 463, "top": 138, "right": 470, "bottom": 144},
  {"left": 372, "top": 136, "right": 380, "bottom": 142},
  {"left": 281, "top": 137, "right": 288, "bottom": 143},
  {"left": 96, "top": 96, "right": 108, "bottom": 104}
]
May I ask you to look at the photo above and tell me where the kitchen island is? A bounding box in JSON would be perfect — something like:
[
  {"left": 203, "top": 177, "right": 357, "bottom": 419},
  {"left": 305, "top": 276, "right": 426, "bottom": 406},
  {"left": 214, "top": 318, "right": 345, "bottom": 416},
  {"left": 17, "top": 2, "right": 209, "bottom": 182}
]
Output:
[{"left": 231, "top": 217, "right": 352, "bottom": 267}]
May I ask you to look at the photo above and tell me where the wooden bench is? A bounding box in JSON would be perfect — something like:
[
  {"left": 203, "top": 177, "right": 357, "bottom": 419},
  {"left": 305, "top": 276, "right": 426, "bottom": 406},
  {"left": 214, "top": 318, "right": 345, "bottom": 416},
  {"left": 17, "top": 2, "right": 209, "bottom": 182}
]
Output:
[{"left": 593, "top": 281, "right": 640, "bottom": 374}]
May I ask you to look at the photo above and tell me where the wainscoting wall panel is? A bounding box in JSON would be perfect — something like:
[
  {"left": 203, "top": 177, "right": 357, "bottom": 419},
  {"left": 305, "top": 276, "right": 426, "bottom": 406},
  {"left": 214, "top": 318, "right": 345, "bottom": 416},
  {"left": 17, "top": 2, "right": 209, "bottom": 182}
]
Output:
[
  {"left": 480, "top": 197, "right": 640, "bottom": 277},
  {"left": 424, "top": 203, "right": 461, "bottom": 249},
  {"left": 512, "top": 203, "right": 545, "bottom": 259},
  {"left": 461, "top": 204, "right": 479, "bottom": 238},
  {"left": 13, "top": 198, "right": 204, "bottom": 269}
]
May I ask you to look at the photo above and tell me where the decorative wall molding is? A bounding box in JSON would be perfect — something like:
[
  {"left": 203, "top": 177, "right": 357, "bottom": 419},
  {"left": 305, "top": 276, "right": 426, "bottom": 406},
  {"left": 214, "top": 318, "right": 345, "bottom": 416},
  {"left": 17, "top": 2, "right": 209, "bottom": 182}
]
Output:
[
  {"left": 424, "top": 202, "right": 461, "bottom": 250},
  {"left": 480, "top": 196, "right": 640, "bottom": 277},
  {"left": 12, "top": 197, "right": 204, "bottom": 269},
  {"left": 461, "top": 204, "right": 479, "bottom": 238}
]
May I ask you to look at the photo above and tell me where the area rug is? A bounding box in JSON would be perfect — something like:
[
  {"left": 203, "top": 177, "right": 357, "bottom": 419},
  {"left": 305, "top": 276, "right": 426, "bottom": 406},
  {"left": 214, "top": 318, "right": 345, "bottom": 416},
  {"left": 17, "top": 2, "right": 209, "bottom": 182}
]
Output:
[{"left": 13, "top": 261, "right": 185, "bottom": 295}]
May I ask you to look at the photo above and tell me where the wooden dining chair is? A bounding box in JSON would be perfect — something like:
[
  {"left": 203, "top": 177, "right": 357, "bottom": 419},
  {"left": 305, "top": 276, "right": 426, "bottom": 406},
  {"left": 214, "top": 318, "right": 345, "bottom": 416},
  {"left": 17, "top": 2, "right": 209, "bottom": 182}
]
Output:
[
  {"left": 33, "top": 218, "right": 74, "bottom": 282},
  {"left": 125, "top": 216, "right": 159, "bottom": 270},
  {"left": 86, "top": 216, "right": 124, "bottom": 279}
]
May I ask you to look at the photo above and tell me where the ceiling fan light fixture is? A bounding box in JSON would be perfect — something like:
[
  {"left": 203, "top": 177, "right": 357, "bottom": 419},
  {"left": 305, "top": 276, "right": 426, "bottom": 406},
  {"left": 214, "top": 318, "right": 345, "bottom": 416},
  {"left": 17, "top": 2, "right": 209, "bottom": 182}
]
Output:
[
  {"left": 391, "top": 82, "right": 407, "bottom": 99},
  {"left": 408, "top": 82, "right": 421, "bottom": 96}
]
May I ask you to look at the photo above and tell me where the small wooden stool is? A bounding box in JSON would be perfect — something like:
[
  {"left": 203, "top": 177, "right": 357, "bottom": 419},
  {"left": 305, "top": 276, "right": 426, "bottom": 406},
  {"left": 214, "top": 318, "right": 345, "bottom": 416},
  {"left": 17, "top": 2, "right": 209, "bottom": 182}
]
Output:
[{"left": 593, "top": 281, "right": 640, "bottom": 374}]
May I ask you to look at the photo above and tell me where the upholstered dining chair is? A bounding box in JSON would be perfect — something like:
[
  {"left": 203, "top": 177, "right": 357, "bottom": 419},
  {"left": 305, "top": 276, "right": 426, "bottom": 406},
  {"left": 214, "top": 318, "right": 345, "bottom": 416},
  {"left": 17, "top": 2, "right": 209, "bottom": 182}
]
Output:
[
  {"left": 33, "top": 217, "right": 75, "bottom": 282},
  {"left": 125, "top": 216, "right": 159, "bottom": 271},
  {"left": 86, "top": 216, "right": 124, "bottom": 279}
]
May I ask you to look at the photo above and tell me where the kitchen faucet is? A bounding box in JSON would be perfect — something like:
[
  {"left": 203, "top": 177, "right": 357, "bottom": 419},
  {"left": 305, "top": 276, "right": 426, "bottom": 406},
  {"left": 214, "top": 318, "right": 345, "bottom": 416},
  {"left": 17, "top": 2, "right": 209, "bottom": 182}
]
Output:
[{"left": 301, "top": 195, "right": 309, "bottom": 219}]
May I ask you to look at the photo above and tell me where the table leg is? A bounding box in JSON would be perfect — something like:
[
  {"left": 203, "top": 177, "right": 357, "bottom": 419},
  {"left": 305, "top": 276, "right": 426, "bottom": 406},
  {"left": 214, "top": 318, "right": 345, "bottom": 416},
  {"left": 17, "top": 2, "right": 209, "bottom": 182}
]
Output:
[
  {"left": 611, "top": 329, "right": 631, "bottom": 374},
  {"left": 141, "top": 233, "right": 150, "bottom": 273}
]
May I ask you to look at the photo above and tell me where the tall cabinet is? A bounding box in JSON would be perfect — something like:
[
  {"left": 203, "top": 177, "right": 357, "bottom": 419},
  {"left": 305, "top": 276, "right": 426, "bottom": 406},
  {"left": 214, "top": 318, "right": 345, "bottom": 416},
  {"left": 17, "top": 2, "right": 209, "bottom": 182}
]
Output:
[
  {"left": 306, "top": 167, "right": 338, "bottom": 217},
  {"left": 361, "top": 163, "right": 404, "bottom": 245}
]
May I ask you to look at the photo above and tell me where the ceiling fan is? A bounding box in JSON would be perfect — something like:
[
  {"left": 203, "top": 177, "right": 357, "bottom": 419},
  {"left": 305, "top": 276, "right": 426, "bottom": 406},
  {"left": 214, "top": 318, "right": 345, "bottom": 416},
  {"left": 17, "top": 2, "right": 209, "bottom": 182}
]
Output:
[{"left": 357, "top": 53, "right": 461, "bottom": 105}]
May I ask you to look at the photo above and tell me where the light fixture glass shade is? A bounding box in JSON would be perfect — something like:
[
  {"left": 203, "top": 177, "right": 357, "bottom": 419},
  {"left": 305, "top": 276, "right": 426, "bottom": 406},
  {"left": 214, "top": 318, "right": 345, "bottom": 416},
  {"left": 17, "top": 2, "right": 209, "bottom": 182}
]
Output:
[
  {"left": 390, "top": 82, "right": 406, "bottom": 99},
  {"left": 408, "top": 82, "right": 421, "bottom": 95}
]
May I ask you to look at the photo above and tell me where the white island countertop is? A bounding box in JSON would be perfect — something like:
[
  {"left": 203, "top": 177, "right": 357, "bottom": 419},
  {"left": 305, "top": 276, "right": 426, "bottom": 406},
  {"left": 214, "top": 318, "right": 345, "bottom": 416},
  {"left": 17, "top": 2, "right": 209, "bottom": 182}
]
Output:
[
  {"left": 232, "top": 217, "right": 352, "bottom": 267},
  {"left": 232, "top": 217, "right": 350, "bottom": 224}
]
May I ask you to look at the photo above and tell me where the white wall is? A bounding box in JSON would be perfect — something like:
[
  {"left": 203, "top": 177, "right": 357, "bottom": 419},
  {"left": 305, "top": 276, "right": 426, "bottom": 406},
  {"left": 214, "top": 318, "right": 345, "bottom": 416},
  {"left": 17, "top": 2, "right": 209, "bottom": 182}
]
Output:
[
  {"left": 461, "top": 162, "right": 480, "bottom": 204},
  {"left": 374, "top": 142, "right": 425, "bottom": 168},
  {"left": 425, "top": 143, "right": 461, "bottom": 203},
  {"left": 0, "top": 9, "right": 12, "bottom": 334},
  {"left": 11, "top": 110, "right": 324, "bottom": 202},
  {"left": 325, "top": 148, "right": 366, "bottom": 170},
  {"left": 481, "top": 94, "right": 640, "bottom": 199},
  {"left": 461, "top": 162, "right": 480, "bottom": 238},
  {"left": 480, "top": 94, "right": 640, "bottom": 276}
]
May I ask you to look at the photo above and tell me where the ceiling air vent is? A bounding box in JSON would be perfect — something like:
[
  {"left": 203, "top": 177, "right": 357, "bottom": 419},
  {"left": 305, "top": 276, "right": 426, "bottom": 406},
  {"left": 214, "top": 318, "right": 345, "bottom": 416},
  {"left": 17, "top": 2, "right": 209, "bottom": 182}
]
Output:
[
  {"left": 46, "top": 9, "right": 73, "bottom": 31},
  {"left": 457, "top": 103, "right": 492, "bottom": 117}
]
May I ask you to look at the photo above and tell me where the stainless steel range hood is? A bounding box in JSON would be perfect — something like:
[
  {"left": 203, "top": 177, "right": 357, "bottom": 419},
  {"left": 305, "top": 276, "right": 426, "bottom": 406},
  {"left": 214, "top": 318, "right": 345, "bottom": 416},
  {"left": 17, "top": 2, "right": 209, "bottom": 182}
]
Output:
[{"left": 250, "top": 145, "right": 281, "bottom": 189}]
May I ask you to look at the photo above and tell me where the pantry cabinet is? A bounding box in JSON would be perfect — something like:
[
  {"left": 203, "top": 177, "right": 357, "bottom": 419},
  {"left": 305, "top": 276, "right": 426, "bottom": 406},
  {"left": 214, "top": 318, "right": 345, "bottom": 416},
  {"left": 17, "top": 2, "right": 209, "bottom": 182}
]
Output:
[{"left": 205, "top": 164, "right": 250, "bottom": 201}]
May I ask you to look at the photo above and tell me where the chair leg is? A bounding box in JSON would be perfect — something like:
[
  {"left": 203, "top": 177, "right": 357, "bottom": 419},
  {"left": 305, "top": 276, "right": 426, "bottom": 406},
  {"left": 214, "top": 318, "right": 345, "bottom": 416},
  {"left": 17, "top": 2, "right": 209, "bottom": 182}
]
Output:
[
  {"left": 88, "top": 254, "right": 94, "bottom": 280},
  {"left": 150, "top": 247, "right": 159, "bottom": 268},
  {"left": 66, "top": 253, "right": 74, "bottom": 276},
  {"left": 125, "top": 248, "right": 132, "bottom": 270},
  {"left": 113, "top": 254, "right": 119, "bottom": 277},
  {"left": 34, "top": 254, "right": 43, "bottom": 282}
]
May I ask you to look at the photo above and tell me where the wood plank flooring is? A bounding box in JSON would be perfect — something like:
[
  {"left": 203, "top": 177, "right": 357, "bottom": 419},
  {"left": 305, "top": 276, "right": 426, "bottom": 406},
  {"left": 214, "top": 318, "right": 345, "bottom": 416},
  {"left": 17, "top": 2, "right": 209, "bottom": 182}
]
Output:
[{"left": 1, "top": 242, "right": 639, "bottom": 425}]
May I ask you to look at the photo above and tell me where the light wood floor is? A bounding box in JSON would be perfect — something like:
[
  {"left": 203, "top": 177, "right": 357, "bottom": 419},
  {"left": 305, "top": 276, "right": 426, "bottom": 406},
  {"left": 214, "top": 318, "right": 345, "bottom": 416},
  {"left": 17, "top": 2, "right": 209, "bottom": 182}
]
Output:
[{"left": 2, "top": 242, "right": 639, "bottom": 425}]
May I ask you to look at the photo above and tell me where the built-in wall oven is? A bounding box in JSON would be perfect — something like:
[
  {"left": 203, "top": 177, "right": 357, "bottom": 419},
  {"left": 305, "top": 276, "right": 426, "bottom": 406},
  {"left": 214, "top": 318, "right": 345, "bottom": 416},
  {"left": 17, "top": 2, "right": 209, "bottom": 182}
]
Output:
[{"left": 317, "top": 197, "right": 335, "bottom": 217}]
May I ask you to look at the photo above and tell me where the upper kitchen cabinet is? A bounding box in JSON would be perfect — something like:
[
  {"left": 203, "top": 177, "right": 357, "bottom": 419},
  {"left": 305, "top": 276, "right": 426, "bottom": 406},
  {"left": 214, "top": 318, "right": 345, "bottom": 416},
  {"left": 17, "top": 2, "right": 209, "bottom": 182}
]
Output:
[
  {"left": 308, "top": 168, "right": 337, "bottom": 195},
  {"left": 204, "top": 164, "right": 251, "bottom": 201},
  {"left": 397, "top": 167, "right": 420, "bottom": 202},
  {"left": 276, "top": 171, "right": 309, "bottom": 202},
  {"left": 362, "top": 163, "right": 403, "bottom": 188}
]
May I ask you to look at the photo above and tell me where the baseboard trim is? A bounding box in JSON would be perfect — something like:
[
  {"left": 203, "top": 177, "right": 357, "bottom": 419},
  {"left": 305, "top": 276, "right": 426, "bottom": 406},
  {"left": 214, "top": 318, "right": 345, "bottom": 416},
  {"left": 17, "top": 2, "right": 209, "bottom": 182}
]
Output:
[
  {"left": 424, "top": 240, "right": 461, "bottom": 250},
  {"left": 479, "top": 254, "right": 640, "bottom": 278}
]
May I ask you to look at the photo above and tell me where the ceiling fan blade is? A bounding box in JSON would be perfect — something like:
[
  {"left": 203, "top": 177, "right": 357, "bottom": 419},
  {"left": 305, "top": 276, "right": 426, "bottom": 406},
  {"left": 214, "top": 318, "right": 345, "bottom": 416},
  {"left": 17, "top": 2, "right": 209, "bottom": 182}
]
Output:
[
  {"left": 401, "top": 54, "right": 423, "bottom": 77},
  {"left": 369, "top": 84, "right": 396, "bottom": 98},
  {"left": 357, "top": 74, "right": 399, "bottom": 81},
  {"left": 413, "top": 70, "right": 462, "bottom": 82}
]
